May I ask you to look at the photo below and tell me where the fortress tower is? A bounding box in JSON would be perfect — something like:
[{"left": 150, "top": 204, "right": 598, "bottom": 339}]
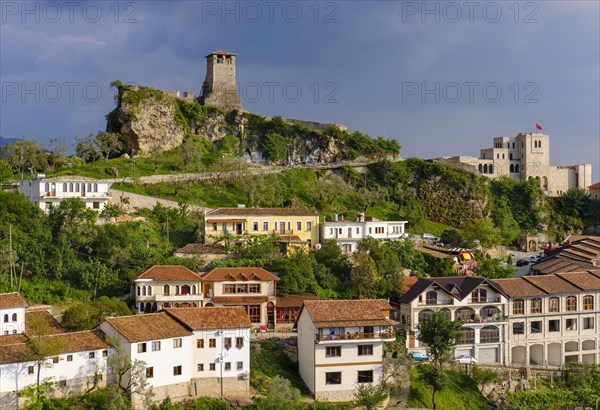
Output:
[{"left": 198, "top": 50, "right": 242, "bottom": 111}]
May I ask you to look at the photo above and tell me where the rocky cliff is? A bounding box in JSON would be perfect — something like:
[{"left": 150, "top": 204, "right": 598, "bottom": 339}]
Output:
[{"left": 106, "top": 84, "right": 400, "bottom": 166}]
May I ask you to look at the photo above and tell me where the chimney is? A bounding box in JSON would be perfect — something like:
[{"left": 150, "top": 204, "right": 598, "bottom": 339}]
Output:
[
  {"left": 356, "top": 212, "right": 365, "bottom": 223},
  {"left": 333, "top": 214, "right": 338, "bottom": 222},
  {"left": 237, "top": 204, "right": 246, "bottom": 208}
]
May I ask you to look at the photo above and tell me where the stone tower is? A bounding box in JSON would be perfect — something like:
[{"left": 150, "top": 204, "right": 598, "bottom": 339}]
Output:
[{"left": 198, "top": 50, "right": 242, "bottom": 111}]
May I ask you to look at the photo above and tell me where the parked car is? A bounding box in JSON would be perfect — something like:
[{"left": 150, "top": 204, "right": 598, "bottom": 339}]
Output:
[
  {"left": 528, "top": 254, "right": 541, "bottom": 262},
  {"left": 516, "top": 259, "right": 530, "bottom": 267},
  {"left": 455, "top": 355, "right": 477, "bottom": 364},
  {"left": 409, "top": 351, "right": 429, "bottom": 361}
]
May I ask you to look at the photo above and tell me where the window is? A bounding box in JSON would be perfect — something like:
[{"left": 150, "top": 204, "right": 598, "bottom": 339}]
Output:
[
  {"left": 173, "top": 338, "right": 182, "bottom": 348},
  {"left": 209, "top": 339, "right": 216, "bottom": 348},
  {"left": 67, "top": 355, "right": 73, "bottom": 362},
  {"left": 236, "top": 337, "right": 244, "bottom": 349},
  {"left": 549, "top": 297, "right": 560, "bottom": 313},
  {"left": 224, "top": 284, "right": 236, "bottom": 294},
  {"left": 197, "top": 364, "right": 204, "bottom": 371},
  {"left": 513, "top": 322, "right": 524, "bottom": 335},
  {"left": 531, "top": 321, "right": 542, "bottom": 333},
  {"left": 566, "top": 318, "right": 577, "bottom": 331},
  {"left": 425, "top": 291, "right": 437, "bottom": 305},
  {"left": 52, "top": 357, "right": 59, "bottom": 364},
  {"left": 358, "top": 345, "right": 373, "bottom": 356},
  {"left": 248, "top": 305, "right": 260, "bottom": 323},
  {"left": 137, "top": 286, "right": 141, "bottom": 296},
  {"left": 103, "top": 350, "right": 108, "bottom": 357},
  {"left": 28, "top": 365, "right": 34, "bottom": 374},
  {"left": 418, "top": 309, "right": 434, "bottom": 323},
  {"left": 457, "top": 328, "right": 475, "bottom": 344},
  {"left": 253, "top": 222, "right": 259, "bottom": 231},
  {"left": 358, "top": 370, "right": 373, "bottom": 384},
  {"left": 297, "top": 221, "right": 302, "bottom": 230},
  {"left": 566, "top": 296, "right": 577, "bottom": 312},
  {"left": 93, "top": 202, "right": 100, "bottom": 209},
  {"left": 12, "top": 313, "right": 17, "bottom": 322},
  {"left": 326, "top": 346, "right": 341, "bottom": 357},
  {"left": 209, "top": 363, "right": 216, "bottom": 371},
  {"left": 224, "top": 337, "right": 232, "bottom": 349},
  {"left": 173, "top": 366, "right": 182, "bottom": 376},
  {"left": 212, "top": 223, "right": 217, "bottom": 231},
  {"left": 326, "top": 372, "right": 342, "bottom": 385},
  {"left": 583, "top": 317, "right": 594, "bottom": 330},
  {"left": 480, "top": 326, "right": 500, "bottom": 343},
  {"left": 146, "top": 367, "right": 154, "bottom": 378},
  {"left": 237, "top": 361, "right": 244, "bottom": 370},
  {"left": 138, "top": 343, "right": 147, "bottom": 353},
  {"left": 58, "top": 380, "right": 67, "bottom": 388},
  {"left": 197, "top": 339, "right": 204, "bottom": 349},
  {"left": 3, "top": 314, "right": 7, "bottom": 322},
  {"left": 513, "top": 299, "right": 524, "bottom": 315},
  {"left": 236, "top": 284, "right": 248, "bottom": 294},
  {"left": 224, "top": 362, "right": 231, "bottom": 371},
  {"left": 531, "top": 298, "right": 542, "bottom": 314},
  {"left": 471, "top": 288, "right": 487, "bottom": 303},
  {"left": 306, "top": 221, "right": 312, "bottom": 231},
  {"left": 262, "top": 222, "right": 269, "bottom": 231},
  {"left": 583, "top": 295, "right": 594, "bottom": 310},
  {"left": 89, "top": 352, "right": 95, "bottom": 359},
  {"left": 249, "top": 284, "right": 261, "bottom": 293},
  {"left": 549, "top": 319, "right": 560, "bottom": 332},
  {"left": 152, "top": 341, "right": 161, "bottom": 351}
]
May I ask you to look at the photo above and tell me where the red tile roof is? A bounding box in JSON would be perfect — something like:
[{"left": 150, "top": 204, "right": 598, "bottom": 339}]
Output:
[
  {"left": 0, "top": 293, "right": 27, "bottom": 309},
  {"left": 25, "top": 310, "right": 66, "bottom": 335},
  {"left": 207, "top": 207, "right": 318, "bottom": 217},
  {"left": 133, "top": 265, "right": 202, "bottom": 282},
  {"left": 201, "top": 267, "right": 279, "bottom": 282},
  {"left": 588, "top": 182, "right": 600, "bottom": 189},
  {"left": 102, "top": 312, "right": 192, "bottom": 343},
  {"left": 301, "top": 299, "right": 396, "bottom": 328},
  {"left": 276, "top": 292, "right": 319, "bottom": 308},
  {"left": 166, "top": 307, "right": 251, "bottom": 330}
]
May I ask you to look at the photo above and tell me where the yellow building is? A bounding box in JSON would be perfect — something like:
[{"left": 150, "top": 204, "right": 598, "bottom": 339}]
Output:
[{"left": 204, "top": 206, "right": 319, "bottom": 252}]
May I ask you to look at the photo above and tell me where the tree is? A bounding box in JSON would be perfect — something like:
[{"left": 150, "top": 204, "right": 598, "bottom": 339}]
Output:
[
  {"left": 99, "top": 204, "right": 123, "bottom": 222},
  {"left": 471, "top": 364, "right": 500, "bottom": 393},
  {"left": 350, "top": 252, "right": 381, "bottom": 299},
  {"left": 262, "top": 132, "right": 289, "bottom": 163},
  {"left": 5, "top": 139, "right": 47, "bottom": 176},
  {"left": 491, "top": 198, "right": 520, "bottom": 245},
  {"left": 247, "top": 376, "right": 303, "bottom": 410},
  {"left": 417, "top": 311, "right": 462, "bottom": 369},
  {"left": 25, "top": 312, "right": 67, "bottom": 399},
  {"left": 95, "top": 132, "right": 123, "bottom": 163},
  {"left": 75, "top": 134, "right": 100, "bottom": 165},
  {"left": 106, "top": 337, "right": 151, "bottom": 397},
  {"left": 48, "top": 138, "right": 67, "bottom": 170},
  {"left": 49, "top": 198, "right": 98, "bottom": 252},
  {"left": 353, "top": 383, "right": 388, "bottom": 410},
  {"left": 0, "top": 159, "right": 14, "bottom": 181},
  {"left": 62, "top": 297, "right": 131, "bottom": 331},
  {"left": 419, "top": 364, "right": 448, "bottom": 410},
  {"left": 463, "top": 218, "right": 502, "bottom": 255},
  {"left": 400, "top": 199, "right": 425, "bottom": 234},
  {"left": 475, "top": 257, "right": 516, "bottom": 279},
  {"left": 440, "top": 229, "right": 464, "bottom": 247}
]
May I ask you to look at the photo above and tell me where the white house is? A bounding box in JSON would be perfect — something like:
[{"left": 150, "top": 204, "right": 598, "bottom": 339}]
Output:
[
  {"left": 0, "top": 293, "right": 27, "bottom": 335},
  {"left": 165, "top": 307, "right": 251, "bottom": 395},
  {"left": 296, "top": 299, "right": 396, "bottom": 402},
  {"left": 18, "top": 175, "right": 112, "bottom": 214},
  {"left": 399, "top": 276, "right": 509, "bottom": 364},
  {"left": 321, "top": 213, "right": 407, "bottom": 253}
]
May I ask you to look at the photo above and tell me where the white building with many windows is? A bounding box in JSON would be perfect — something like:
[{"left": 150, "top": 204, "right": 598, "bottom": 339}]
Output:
[
  {"left": 321, "top": 213, "right": 407, "bottom": 253},
  {"left": 296, "top": 299, "right": 396, "bottom": 401},
  {"left": 18, "top": 175, "right": 112, "bottom": 213}
]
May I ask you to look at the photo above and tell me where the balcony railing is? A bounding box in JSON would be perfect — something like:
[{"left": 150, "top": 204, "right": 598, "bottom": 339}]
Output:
[
  {"left": 419, "top": 299, "right": 454, "bottom": 306},
  {"left": 471, "top": 297, "right": 502, "bottom": 303},
  {"left": 155, "top": 294, "right": 201, "bottom": 302},
  {"left": 315, "top": 332, "right": 395, "bottom": 342}
]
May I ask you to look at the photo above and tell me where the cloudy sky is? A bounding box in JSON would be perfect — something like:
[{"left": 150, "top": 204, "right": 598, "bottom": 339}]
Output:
[{"left": 1, "top": 1, "right": 599, "bottom": 179}]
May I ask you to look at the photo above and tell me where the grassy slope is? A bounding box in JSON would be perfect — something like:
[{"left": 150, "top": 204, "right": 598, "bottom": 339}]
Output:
[{"left": 408, "top": 367, "right": 493, "bottom": 410}]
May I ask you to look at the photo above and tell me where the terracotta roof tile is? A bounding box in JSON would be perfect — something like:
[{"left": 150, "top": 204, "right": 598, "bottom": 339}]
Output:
[
  {"left": 556, "top": 271, "right": 600, "bottom": 290},
  {"left": 492, "top": 278, "right": 547, "bottom": 297},
  {"left": 0, "top": 293, "right": 27, "bottom": 309},
  {"left": 133, "top": 265, "right": 202, "bottom": 282},
  {"left": 276, "top": 292, "right": 319, "bottom": 308},
  {"left": 102, "top": 312, "right": 191, "bottom": 343},
  {"left": 166, "top": 307, "right": 251, "bottom": 330},
  {"left": 523, "top": 275, "right": 581, "bottom": 294},
  {"left": 301, "top": 299, "right": 396, "bottom": 328},
  {"left": 207, "top": 207, "right": 318, "bottom": 217},
  {"left": 25, "top": 310, "right": 66, "bottom": 335},
  {"left": 587, "top": 182, "right": 600, "bottom": 189},
  {"left": 201, "top": 267, "right": 279, "bottom": 282}
]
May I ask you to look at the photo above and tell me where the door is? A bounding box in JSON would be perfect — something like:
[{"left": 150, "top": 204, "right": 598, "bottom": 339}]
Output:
[{"left": 479, "top": 348, "right": 499, "bottom": 363}]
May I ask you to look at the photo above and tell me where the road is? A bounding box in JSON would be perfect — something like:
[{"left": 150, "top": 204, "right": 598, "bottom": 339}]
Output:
[{"left": 506, "top": 249, "right": 541, "bottom": 277}]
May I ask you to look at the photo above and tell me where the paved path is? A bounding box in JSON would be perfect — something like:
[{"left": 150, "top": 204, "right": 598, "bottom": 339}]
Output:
[{"left": 108, "top": 188, "right": 208, "bottom": 212}]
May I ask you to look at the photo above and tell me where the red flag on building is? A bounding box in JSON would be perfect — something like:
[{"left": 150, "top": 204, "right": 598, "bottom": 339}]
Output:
[{"left": 536, "top": 123, "right": 543, "bottom": 130}]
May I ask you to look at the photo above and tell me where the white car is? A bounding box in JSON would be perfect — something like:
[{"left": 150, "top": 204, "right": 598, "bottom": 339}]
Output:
[{"left": 455, "top": 355, "right": 477, "bottom": 364}]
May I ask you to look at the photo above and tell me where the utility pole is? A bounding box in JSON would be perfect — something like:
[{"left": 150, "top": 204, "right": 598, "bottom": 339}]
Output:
[
  {"left": 166, "top": 217, "right": 170, "bottom": 251},
  {"left": 9, "top": 224, "right": 14, "bottom": 288}
]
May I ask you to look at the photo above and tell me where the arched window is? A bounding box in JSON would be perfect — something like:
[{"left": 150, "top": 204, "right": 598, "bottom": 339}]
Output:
[
  {"left": 513, "top": 299, "right": 524, "bottom": 315},
  {"left": 440, "top": 308, "right": 451, "bottom": 320},
  {"left": 139, "top": 302, "right": 144, "bottom": 312},
  {"left": 481, "top": 306, "right": 500, "bottom": 318},
  {"left": 510, "top": 164, "right": 514, "bottom": 173},
  {"left": 509, "top": 153, "right": 513, "bottom": 160},
  {"left": 489, "top": 165, "right": 493, "bottom": 173},
  {"left": 483, "top": 164, "right": 488, "bottom": 173},
  {"left": 549, "top": 297, "right": 560, "bottom": 312},
  {"left": 515, "top": 164, "right": 519, "bottom": 173},
  {"left": 3, "top": 314, "right": 8, "bottom": 322},
  {"left": 457, "top": 327, "right": 475, "bottom": 344},
  {"left": 418, "top": 309, "right": 434, "bottom": 323},
  {"left": 425, "top": 291, "right": 437, "bottom": 305},
  {"left": 480, "top": 326, "right": 500, "bottom": 343},
  {"left": 148, "top": 286, "right": 152, "bottom": 296},
  {"left": 192, "top": 285, "right": 197, "bottom": 295},
  {"left": 175, "top": 285, "right": 180, "bottom": 295},
  {"left": 531, "top": 298, "right": 542, "bottom": 314},
  {"left": 181, "top": 285, "right": 190, "bottom": 295},
  {"left": 63, "top": 183, "right": 67, "bottom": 192},
  {"left": 472, "top": 288, "right": 487, "bottom": 303},
  {"left": 88, "top": 183, "right": 92, "bottom": 192},
  {"left": 164, "top": 285, "right": 170, "bottom": 296},
  {"left": 12, "top": 313, "right": 17, "bottom": 322},
  {"left": 69, "top": 183, "right": 73, "bottom": 192},
  {"left": 542, "top": 176, "right": 548, "bottom": 190},
  {"left": 75, "top": 183, "right": 80, "bottom": 192},
  {"left": 478, "top": 164, "right": 483, "bottom": 173},
  {"left": 566, "top": 296, "right": 577, "bottom": 312},
  {"left": 583, "top": 295, "right": 594, "bottom": 310},
  {"left": 142, "top": 286, "right": 146, "bottom": 296},
  {"left": 94, "top": 184, "right": 98, "bottom": 192},
  {"left": 137, "top": 286, "right": 140, "bottom": 296},
  {"left": 455, "top": 307, "right": 475, "bottom": 322}
]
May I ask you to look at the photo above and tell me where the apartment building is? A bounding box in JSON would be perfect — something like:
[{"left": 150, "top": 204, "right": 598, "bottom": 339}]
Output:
[
  {"left": 296, "top": 299, "right": 396, "bottom": 401},
  {"left": 18, "top": 175, "right": 112, "bottom": 214},
  {"left": 131, "top": 265, "right": 203, "bottom": 313},
  {"left": 321, "top": 213, "right": 407, "bottom": 253},
  {"left": 399, "top": 276, "right": 509, "bottom": 364},
  {"left": 494, "top": 271, "right": 600, "bottom": 367},
  {"left": 204, "top": 206, "right": 319, "bottom": 252}
]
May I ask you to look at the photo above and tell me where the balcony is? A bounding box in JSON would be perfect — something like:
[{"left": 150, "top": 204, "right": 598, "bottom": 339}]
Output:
[
  {"left": 315, "top": 332, "right": 395, "bottom": 343},
  {"left": 155, "top": 294, "right": 202, "bottom": 302},
  {"left": 470, "top": 297, "right": 502, "bottom": 304},
  {"left": 418, "top": 299, "right": 454, "bottom": 306}
]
